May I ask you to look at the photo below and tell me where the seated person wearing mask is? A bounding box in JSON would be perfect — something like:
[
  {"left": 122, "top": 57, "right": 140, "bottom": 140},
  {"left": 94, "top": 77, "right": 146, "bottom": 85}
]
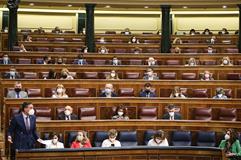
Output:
[
  {"left": 52, "top": 26, "right": 62, "bottom": 33},
  {"left": 58, "top": 105, "right": 78, "bottom": 120},
  {"left": 203, "top": 28, "right": 212, "bottom": 35},
  {"left": 42, "top": 55, "right": 52, "bottom": 64},
  {"left": 122, "top": 28, "right": 131, "bottom": 35},
  {"left": 146, "top": 57, "right": 157, "bottom": 66},
  {"left": 219, "top": 129, "right": 241, "bottom": 159},
  {"left": 133, "top": 47, "right": 142, "bottom": 54},
  {"left": 207, "top": 46, "right": 214, "bottom": 54},
  {"left": 4, "top": 67, "right": 20, "bottom": 79},
  {"left": 170, "top": 86, "right": 186, "bottom": 98},
  {"left": 98, "top": 46, "right": 109, "bottom": 54},
  {"left": 220, "top": 56, "right": 233, "bottom": 66},
  {"left": 52, "top": 84, "right": 69, "bottom": 98},
  {"left": 172, "top": 47, "right": 181, "bottom": 54},
  {"left": 218, "top": 28, "right": 229, "bottom": 35},
  {"left": 75, "top": 54, "right": 88, "bottom": 65},
  {"left": 111, "top": 56, "right": 121, "bottom": 65},
  {"left": 129, "top": 36, "right": 140, "bottom": 44},
  {"left": 7, "top": 81, "right": 28, "bottom": 98},
  {"left": 147, "top": 130, "right": 169, "bottom": 146},
  {"left": 210, "top": 36, "right": 216, "bottom": 44},
  {"left": 19, "top": 44, "right": 27, "bottom": 52},
  {"left": 162, "top": 104, "right": 182, "bottom": 120},
  {"left": 99, "top": 83, "right": 117, "bottom": 98},
  {"left": 112, "top": 105, "right": 129, "bottom": 120},
  {"left": 106, "top": 70, "right": 119, "bottom": 80},
  {"left": 71, "top": 131, "right": 92, "bottom": 148},
  {"left": 60, "top": 68, "right": 74, "bottom": 80},
  {"left": 102, "top": 129, "right": 121, "bottom": 147},
  {"left": 55, "top": 57, "right": 65, "bottom": 65},
  {"left": 42, "top": 133, "right": 64, "bottom": 149},
  {"left": 1, "top": 54, "right": 12, "bottom": 64},
  {"left": 185, "top": 57, "right": 197, "bottom": 66},
  {"left": 200, "top": 71, "right": 214, "bottom": 81},
  {"left": 213, "top": 88, "right": 228, "bottom": 99},
  {"left": 143, "top": 68, "right": 159, "bottom": 80},
  {"left": 173, "top": 37, "right": 182, "bottom": 44},
  {"left": 45, "top": 69, "right": 57, "bottom": 79},
  {"left": 139, "top": 83, "right": 156, "bottom": 98}
]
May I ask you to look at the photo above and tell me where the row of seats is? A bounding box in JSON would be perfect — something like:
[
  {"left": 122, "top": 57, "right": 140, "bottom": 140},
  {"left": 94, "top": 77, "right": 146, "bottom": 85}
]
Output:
[
  {"left": 2, "top": 58, "right": 241, "bottom": 65},
  {"left": 2, "top": 71, "right": 241, "bottom": 80},
  {"left": 5, "top": 87, "right": 235, "bottom": 98},
  {"left": 10, "top": 106, "right": 238, "bottom": 121},
  {"left": 42, "top": 130, "right": 241, "bottom": 147}
]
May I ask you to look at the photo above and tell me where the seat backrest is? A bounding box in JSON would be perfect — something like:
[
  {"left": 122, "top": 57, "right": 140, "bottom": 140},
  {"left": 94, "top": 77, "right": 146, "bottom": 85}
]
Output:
[
  {"left": 181, "top": 73, "right": 197, "bottom": 80},
  {"left": 82, "top": 72, "right": 99, "bottom": 79},
  {"left": 73, "top": 88, "right": 91, "bottom": 97},
  {"left": 18, "top": 58, "right": 31, "bottom": 64},
  {"left": 219, "top": 108, "right": 237, "bottom": 121},
  {"left": 143, "top": 130, "right": 156, "bottom": 145},
  {"left": 124, "top": 72, "right": 140, "bottom": 79},
  {"left": 93, "top": 59, "right": 106, "bottom": 65},
  {"left": 139, "top": 107, "right": 157, "bottom": 120},
  {"left": 145, "top": 48, "right": 159, "bottom": 53},
  {"left": 26, "top": 88, "right": 42, "bottom": 97},
  {"left": 54, "top": 37, "right": 65, "bottom": 42},
  {"left": 35, "top": 107, "right": 52, "bottom": 120},
  {"left": 184, "top": 49, "right": 199, "bottom": 53},
  {"left": 196, "top": 131, "right": 216, "bottom": 147},
  {"left": 53, "top": 48, "right": 66, "bottom": 52},
  {"left": 23, "top": 72, "right": 38, "bottom": 79},
  {"left": 71, "top": 48, "right": 82, "bottom": 52},
  {"left": 35, "top": 38, "right": 48, "bottom": 41},
  {"left": 79, "top": 107, "right": 96, "bottom": 120},
  {"left": 129, "top": 59, "right": 143, "bottom": 65},
  {"left": 226, "top": 73, "right": 240, "bottom": 80},
  {"left": 193, "top": 108, "right": 212, "bottom": 120},
  {"left": 94, "top": 131, "right": 109, "bottom": 147},
  {"left": 165, "top": 60, "right": 181, "bottom": 65},
  {"left": 225, "top": 48, "right": 238, "bottom": 53},
  {"left": 114, "top": 48, "right": 127, "bottom": 53},
  {"left": 201, "top": 60, "right": 217, "bottom": 65},
  {"left": 223, "top": 89, "right": 232, "bottom": 98},
  {"left": 119, "top": 131, "right": 137, "bottom": 146},
  {"left": 171, "top": 131, "right": 191, "bottom": 146},
  {"left": 118, "top": 88, "right": 135, "bottom": 97},
  {"left": 192, "top": 89, "right": 209, "bottom": 98},
  {"left": 160, "top": 72, "right": 177, "bottom": 80},
  {"left": 67, "top": 131, "right": 78, "bottom": 147},
  {"left": 36, "top": 47, "right": 50, "bottom": 52}
]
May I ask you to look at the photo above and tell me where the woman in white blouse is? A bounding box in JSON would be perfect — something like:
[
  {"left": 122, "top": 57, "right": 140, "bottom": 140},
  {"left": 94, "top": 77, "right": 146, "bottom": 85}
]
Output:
[
  {"left": 147, "top": 130, "right": 169, "bottom": 146},
  {"left": 42, "top": 134, "right": 64, "bottom": 149},
  {"left": 52, "top": 84, "right": 69, "bottom": 98}
]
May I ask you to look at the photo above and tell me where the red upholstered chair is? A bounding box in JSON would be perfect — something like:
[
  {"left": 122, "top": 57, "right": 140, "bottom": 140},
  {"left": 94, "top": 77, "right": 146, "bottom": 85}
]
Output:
[
  {"left": 223, "top": 89, "right": 232, "bottom": 98},
  {"left": 118, "top": 88, "right": 135, "bottom": 97},
  {"left": 181, "top": 73, "right": 197, "bottom": 80},
  {"left": 236, "top": 60, "right": 241, "bottom": 65},
  {"left": 201, "top": 60, "right": 217, "bottom": 65},
  {"left": 193, "top": 108, "right": 212, "bottom": 120},
  {"left": 35, "top": 107, "right": 52, "bottom": 120},
  {"left": 145, "top": 48, "right": 159, "bottom": 53},
  {"left": 144, "top": 40, "right": 159, "bottom": 44},
  {"left": 79, "top": 107, "right": 96, "bottom": 120},
  {"left": 22, "top": 72, "right": 38, "bottom": 79},
  {"left": 129, "top": 59, "right": 143, "bottom": 65},
  {"left": 191, "top": 89, "right": 209, "bottom": 98},
  {"left": 165, "top": 60, "right": 181, "bottom": 65},
  {"left": 82, "top": 72, "right": 99, "bottom": 79},
  {"left": 114, "top": 48, "right": 127, "bottom": 53},
  {"left": 218, "top": 108, "right": 237, "bottom": 121},
  {"left": 71, "top": 48, "right": 82, "bottom": 52},
  {"left": 53, "top": 48, "right": 66, "bottom": 52},
  {"left": 124, "top": 72, "right": 140, "bottom": 79},
  {"left": 160, "top": 72, "right": 177, "bottom": 80},
  {"left": 17, "top": 58, "right": 31, "bottom": 64},
  {"left": 36, "top": 47, "right": 50, "bottom": 52},
  {"left": 184, "top": 49, "right": 199, "bottom": 53},
  {"left": 72, "top": 88, "right": 91, "bottom": 97},
  {"left": 139, "top": 107, "right": 158, "bottom": 120},
  {"left": 35, "top": 38, "right": 48, "bottom": 41},
  {"left": 93, "top": 60, "right": 106, "bottom": 65},
  {"left": 26, "top": 88, "right": 42, "bottom": 97},
  {"left": 224, "top": 48, "right": 238, "bottom": 53},
  {"left": 10, "top": 108, "right": 20, "bottom": 118},
  {"left": 226, "top": 73, "right": 240, "bottom": 80},
  {"left": 54, "top": 38, "right": 65, "bottom": 42},
  {"left": 44, "top": 88, "right": 55, "bottom": 97},
  {"left": 112, "top": 39, "right": 123, "bottom": 43}
]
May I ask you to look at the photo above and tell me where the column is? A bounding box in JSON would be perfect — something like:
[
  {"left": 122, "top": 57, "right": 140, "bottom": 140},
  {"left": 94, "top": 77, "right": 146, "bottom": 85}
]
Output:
[
  {"left": 238, "top": 4, "right": 241, "bottom": 53},
  {"left": 7, "top": 0, "right": 19, "bottom": 51},
  {"left": 85, "top": 4, "right": 96, "bottom": 52},
  {"left": 161, "top": 5, "right": 171, "bottom": 53}
]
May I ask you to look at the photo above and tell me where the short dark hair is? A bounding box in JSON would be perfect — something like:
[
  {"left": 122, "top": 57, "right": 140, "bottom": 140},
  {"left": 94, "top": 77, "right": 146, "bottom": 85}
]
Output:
[
  {"left": 167, "top": 104, "right": 176, "bottom": 110},
  {"left": 20, "top": 102, "right": 32, "bottom": 112},
  {"left": 144, "top": 83, "right": 152, "bottom": 87}
]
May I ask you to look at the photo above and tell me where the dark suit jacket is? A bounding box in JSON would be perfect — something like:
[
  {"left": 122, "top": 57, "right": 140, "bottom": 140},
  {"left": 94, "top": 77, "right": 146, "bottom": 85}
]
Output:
[
  {"left": 162, "top": 113, "right": 182, "bottom": 120},
  {"left": 58, "top": 111, "right": 78, "bottom": 120},
  {"left": 8, "top": 113, "right": 39, "bottom": 150},
  {"left": 99, "top": 92, "right": 117, "bottom": 97},
  {"left": 0, "top": 59, "right": 12, "bottom": 64},
  {"left": 139, "top": 91, "right": 156, "bottom": 97},
  {"left": 4, "top": 72, "right": 20, "bottom": 79}
]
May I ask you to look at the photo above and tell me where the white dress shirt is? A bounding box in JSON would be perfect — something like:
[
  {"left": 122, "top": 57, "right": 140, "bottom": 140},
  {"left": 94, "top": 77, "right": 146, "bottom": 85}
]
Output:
[
  {"left": 147, "top": 138, "right": 169, "bottom": 146},
  {"left": 101, "top": 139, "right": 121, "bottom": 147}
]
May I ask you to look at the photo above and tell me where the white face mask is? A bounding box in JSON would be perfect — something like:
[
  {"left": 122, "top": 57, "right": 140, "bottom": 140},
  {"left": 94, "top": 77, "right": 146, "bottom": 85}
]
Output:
[
  {"left": 204, "top": 74, "right": 210, "bottom": 79},
  {"left": 113, "top": 59, "right": 118, "bottom": 65},
  {"left": 3, "top": 57, "right": 8, "bottom": 61},
  {"left": 84, "top": 48, "right": 88, "bottom": 53},
  {"left": 28, "top": 109, "right": 35, "bottom": 115},
  {"left": 223, "top": 60, "right": 229, "bottom": 65},
  {"left": 124, "top": 32, "right": 129, "bottom": 35},
  {"left": 217, "top": 94, "right": 223, "bottom": 98},
  {"left": 10, "top": 71, "right": 15, "bottom": 76},
  {"left": 155, "top": 139, "right": 162, "bottom": 144},
  {"left": 169, "top": 112, "right": 175, "bottom": 117},
  {"left": 208, "top": 49, "right": 213, "bottom": 53},
  {"left": 77, "top": 135, "right": 83, "bottom": 141},
  {"left": 175, "top": 93, "right": 179, "bottom": 97},
  {"left": 110, "top": 73, "right": 116, "bottom": 77},
  {"left": 147, "top": 72, "right": 153, "bottom": 76},
  {"left": 64, "top": 110, "right": 71, "bottom": 116},
  {"left": 118, "top": 111, "right": 124, "bottom": 116},
  {"left": 190, "top": 62, "right": 195, "bottom": 66},
  {"left": 224, "top": 134, "right": 230, "bottom": 140},
  {"left": 52, "top": 138, "right": 58, "bottom": 144},
  {"left": 132, "top": 38, "right": 136, "bottom": 43},
  {"left": 105, "top": 88, "right": 112, "bottom": 94},
  {"left": 100, "top": 49, "right": 106, "bottom": 54},
  {"left": 57, "top": 88, "right": 63, "bottom": 94}
]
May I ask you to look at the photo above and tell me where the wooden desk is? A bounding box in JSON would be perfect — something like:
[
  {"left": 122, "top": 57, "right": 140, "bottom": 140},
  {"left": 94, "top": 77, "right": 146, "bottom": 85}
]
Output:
[{"left": 15, "top": 146, "right": 227, "bottom": 160}]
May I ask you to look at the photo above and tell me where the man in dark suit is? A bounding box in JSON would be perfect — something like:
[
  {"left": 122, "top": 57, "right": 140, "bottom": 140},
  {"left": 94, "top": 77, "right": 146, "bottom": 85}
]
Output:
[
  {"left": 0, "top": 54, "right": 12, "bottom": 64},
  {"left": 58, "top": 105, "right": 78, "bottom": 120},
  {"left": 99, "top": 83, "right": 117, "bottom": 98},
  {"left": 4, "top": 67, "right": 21, "bottom": 79},
  {"left": 7, "top": 81, "right": 28, "bottom": 98},
  {"left": 162, "top": 104, "right": 182, "bottom": 120},
  {"left": 8, "top": 102, "right": 42, "bottom": 159},
  {"left": 139, "top": 83, "right": 156, "bottom": 97}
]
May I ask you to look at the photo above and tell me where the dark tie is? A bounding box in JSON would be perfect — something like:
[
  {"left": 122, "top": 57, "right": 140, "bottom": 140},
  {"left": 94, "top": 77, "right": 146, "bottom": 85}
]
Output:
[
  {"left": 17, "top": 93, "right": 20, "bottom": 98},
  {"left": 66, "top": 116, "right": 70, "bottom": 120},
  {"left": 25, "top": 116, "right": 30, "bottom": 132}
]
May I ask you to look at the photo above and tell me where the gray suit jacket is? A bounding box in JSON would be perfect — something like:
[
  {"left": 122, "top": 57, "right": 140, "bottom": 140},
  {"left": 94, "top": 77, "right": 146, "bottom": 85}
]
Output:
[{"left": 7, "top": 91, "right": 28, "bottom": 98}]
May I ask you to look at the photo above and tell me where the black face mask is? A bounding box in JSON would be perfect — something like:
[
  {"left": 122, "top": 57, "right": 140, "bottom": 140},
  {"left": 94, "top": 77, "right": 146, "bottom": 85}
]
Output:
[
  {"left": 14, "top": 88, "right": 21, "bottom": 93},
  {"left": 145, "top": 89, "right": 151, "bottom": 93},
  {"left": 62, "top": 74, "right": 68, "bottom": 79}
]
